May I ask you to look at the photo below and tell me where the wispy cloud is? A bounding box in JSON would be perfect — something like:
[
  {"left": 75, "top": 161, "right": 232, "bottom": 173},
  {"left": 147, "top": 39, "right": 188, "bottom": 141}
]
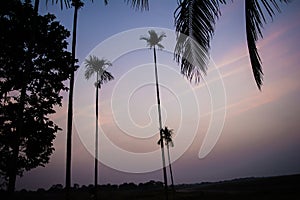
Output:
[
  {"left": 258, "top": 14, "right": 300, "bottom": 48},
  {"left": 227, "top": 77, "right": 300, "bottom": 117}
]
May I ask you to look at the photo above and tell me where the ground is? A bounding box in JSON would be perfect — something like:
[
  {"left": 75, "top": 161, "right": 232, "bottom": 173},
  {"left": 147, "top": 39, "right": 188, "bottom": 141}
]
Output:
[{"left": 1, "top": 174, "right": 299, "bottom": 199}]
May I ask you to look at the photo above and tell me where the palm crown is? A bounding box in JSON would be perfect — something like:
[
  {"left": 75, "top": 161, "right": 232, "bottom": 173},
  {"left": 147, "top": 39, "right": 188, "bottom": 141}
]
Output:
[
  {"left": 163, "top": 127, "right": 174, "bottom": 147},
  {"left": 84, "top": 55, "right": 114, "bottom": 88},
  {"left": 158, "top": 126, "right": 174, "bottom": 147},
  {"left": 140, "top": 30, "right": 166, "bottom": 49}
]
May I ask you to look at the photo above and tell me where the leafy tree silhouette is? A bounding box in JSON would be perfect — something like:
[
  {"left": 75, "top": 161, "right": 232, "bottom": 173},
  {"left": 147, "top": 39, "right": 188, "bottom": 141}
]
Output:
[
  {"left": 140, "top": 30, "right": 169, "bottom": 200},
  {"left": 84, "top": 55, "right": 114, "bottom": 200},
  {"left": 0, "top": 0, "right": 73, "bottom": 193}
]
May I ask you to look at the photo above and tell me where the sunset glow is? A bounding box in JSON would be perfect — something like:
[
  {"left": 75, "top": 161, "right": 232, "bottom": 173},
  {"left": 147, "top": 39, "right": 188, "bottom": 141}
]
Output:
[{"left": 16, "top": 0, "right": 300, "bottom": 190}]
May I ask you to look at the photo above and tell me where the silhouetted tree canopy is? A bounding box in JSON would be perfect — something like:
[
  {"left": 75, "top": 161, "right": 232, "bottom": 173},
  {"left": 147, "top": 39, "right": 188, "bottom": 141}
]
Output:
[{"left": 0, "top": 0, "right": 73, "bottom": 189}]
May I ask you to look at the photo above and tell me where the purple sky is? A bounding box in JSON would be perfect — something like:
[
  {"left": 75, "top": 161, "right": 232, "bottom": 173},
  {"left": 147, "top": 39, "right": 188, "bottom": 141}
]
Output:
[{"left": 16, "top": 1, "right": 300, "bottom": 190}]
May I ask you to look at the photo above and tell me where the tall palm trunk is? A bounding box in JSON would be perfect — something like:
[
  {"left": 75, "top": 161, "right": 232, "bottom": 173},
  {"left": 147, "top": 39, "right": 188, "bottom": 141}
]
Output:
[
  {"left": 153, "top": 47, "right": 168, "bottom": 200},
  {"left": 34, "top": 0, "right": 39, "bottom": 14},
  {"left": 65, "top": 1, "right": 80, "bottom": 197},
  {"left": 166, "top": 144, "right": 175, "bottom": 192},
  {"left": 94, "top": 73, "right": 99, "bottom": 199}
]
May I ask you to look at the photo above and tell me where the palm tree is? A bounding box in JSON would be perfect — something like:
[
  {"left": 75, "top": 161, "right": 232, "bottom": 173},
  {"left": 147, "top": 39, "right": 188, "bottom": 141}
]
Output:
[
  {"left": 35, "top": 2, "right": 84, "bottom": 198},
  {"left": 43, "top": 2, "right": 149, "bottom": 196},
  {"left": 140, "top": 30, "right": 169, "bottom": 200},
  {"left": 65, "top": 1, "right": 84, "bottom": 197},
  {"left": 84, "top": 55, "right": 114, "bottom": 199},
  {"left": 174, "top": 0, "right": 288, "bottom": 90},
  {"left": 27, "top": 1, "right": 148, "bottom": 198},
  {"left": 159, "top": 126, "right": 175, "bottom": 193}
]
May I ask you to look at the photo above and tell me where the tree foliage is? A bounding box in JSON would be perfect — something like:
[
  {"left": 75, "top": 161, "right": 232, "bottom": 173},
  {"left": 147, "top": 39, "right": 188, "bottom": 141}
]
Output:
[
  {"left": 174, "top": 0, "right": 288, "bottom": 89},
  {"left": 0, "top": 0, "right": 73, "bottom": 188},
  {"left": 84, "top": 55, "right": 114, "bottom": 88}
]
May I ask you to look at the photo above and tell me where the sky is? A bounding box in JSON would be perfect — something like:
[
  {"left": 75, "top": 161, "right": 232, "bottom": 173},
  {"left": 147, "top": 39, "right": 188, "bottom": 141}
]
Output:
[{"left": 16, "top": 0, "right": 300, "bottom": 190}]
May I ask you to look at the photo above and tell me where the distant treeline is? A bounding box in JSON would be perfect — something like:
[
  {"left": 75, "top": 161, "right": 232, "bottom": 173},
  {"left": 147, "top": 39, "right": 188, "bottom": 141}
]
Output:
[
  {"left": 1, "top": 180, "right": 164, "bottom": 193},
  {"left": 0, "top": 174, "right": 299, "bottom": 200},
  {"left": 4, "top": 173, "right": 300, "bottom": 193}
]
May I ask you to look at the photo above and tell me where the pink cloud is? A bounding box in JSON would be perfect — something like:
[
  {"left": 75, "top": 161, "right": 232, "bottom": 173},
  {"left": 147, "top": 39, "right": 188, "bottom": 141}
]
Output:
[{"left": 227, "top": 77, "right": 300, "bottom": 117}]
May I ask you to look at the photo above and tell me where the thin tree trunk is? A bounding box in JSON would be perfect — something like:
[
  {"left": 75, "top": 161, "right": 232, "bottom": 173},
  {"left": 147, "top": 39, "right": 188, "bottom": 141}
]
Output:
[
  {"left": 153, "top": 47, "right": 168, "bottom": 200},
  {"left": 65, "top": 2, "right": 79, "bottom": 199},
  {"left": 94, "top": 73, "right": 99, "bottom": 200},
  {"left": 167, "top": 144, "right": 175, "bottom": 193}
]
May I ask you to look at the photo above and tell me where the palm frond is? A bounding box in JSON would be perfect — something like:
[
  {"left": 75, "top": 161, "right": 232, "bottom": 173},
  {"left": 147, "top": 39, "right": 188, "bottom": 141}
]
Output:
[
  {"left": 84, "top": 55, "right": 114, "bottom": 88},
  {"left": 157, "top": 32, "right": 167, "bottom": 42},
  {"left": 148, "top": 30, "right": 158, "bottom": 40},
  {"left": 71, "top": 0, "right": 84, "bottom": 9},
  {"left": 140, "top": 30, "right": 166, "bottom": 49},
  {"left": 245, "top": 0, "right": 288, "bottom": 90},
  {"left": 166, "top": 139, "right": 174, "bottom": 147},
  {"left": 160, "top": 126, "right": 175, "bottom": 147},
  {"left": 46, "top": 0, "right": 71, "bottom": 9},
  {"left": 97, "top": 71, "right": 114, "bottom": 88},
  {"left": 126, "top": 0, "right": 149, "bottom": 11},
  {"left": 174, "top": 0, "right": 222, "bottom": 83},
  {"left": 45, "top": 0, "right": 89, "bottom": 9},
  {"left": 84, "top": 66, "right": 96, "bottom": 80},
  {"left": 157, "top": 138, "right": 162, "bottom": 145},
  {"left": 140, "top": 36, "right": 151, "bottom": 48},
  {"left": 156, "top": 43, "right": 164, "bottom": 50}
]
